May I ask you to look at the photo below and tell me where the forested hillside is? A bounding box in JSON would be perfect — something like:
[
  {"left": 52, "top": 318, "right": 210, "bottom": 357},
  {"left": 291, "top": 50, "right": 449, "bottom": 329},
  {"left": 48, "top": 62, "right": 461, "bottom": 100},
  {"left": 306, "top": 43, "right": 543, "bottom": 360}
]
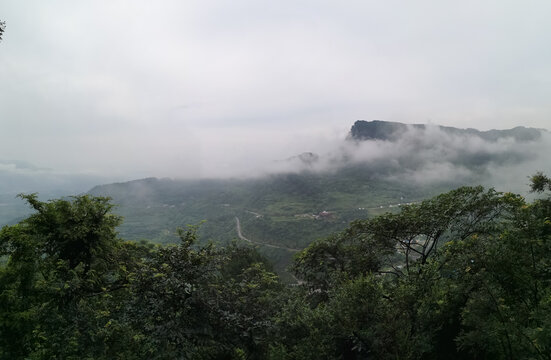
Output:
[
  {"left": 1, "top": 174, "right": 550, "bottom": 359},
  {"left": 87, "top": 169, "right": 457, "bottom": 278}
]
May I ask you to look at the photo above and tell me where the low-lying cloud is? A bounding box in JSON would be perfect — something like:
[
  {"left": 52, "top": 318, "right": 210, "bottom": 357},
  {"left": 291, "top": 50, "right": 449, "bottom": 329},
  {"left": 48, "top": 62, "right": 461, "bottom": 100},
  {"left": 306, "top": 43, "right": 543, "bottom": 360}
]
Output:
[
  {"left": 1, "top": 121, "right": 549, "bottom": 198},
  {"left": 263, "top": 123, "right": 551, "bottom": 195}
]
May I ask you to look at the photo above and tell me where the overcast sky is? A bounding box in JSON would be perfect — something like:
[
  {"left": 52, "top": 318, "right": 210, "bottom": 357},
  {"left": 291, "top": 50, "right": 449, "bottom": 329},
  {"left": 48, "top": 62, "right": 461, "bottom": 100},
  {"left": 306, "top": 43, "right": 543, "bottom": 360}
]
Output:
[{"left": 1, "top": 1, "right": 551, "bottom": 179}]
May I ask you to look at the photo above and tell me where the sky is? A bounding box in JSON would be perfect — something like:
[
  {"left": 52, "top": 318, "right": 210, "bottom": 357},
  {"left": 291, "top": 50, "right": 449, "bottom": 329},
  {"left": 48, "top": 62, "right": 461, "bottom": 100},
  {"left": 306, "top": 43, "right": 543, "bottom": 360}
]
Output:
[{"left": 1, "top": 0, "right": 551, "bottom": 179}]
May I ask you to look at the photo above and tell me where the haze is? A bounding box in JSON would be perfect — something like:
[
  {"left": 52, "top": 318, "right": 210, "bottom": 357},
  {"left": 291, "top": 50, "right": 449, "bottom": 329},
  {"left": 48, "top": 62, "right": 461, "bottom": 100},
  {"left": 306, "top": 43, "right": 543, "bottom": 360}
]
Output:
[{"left": 1, "top": 1, "right": 551, "bottom": 180}]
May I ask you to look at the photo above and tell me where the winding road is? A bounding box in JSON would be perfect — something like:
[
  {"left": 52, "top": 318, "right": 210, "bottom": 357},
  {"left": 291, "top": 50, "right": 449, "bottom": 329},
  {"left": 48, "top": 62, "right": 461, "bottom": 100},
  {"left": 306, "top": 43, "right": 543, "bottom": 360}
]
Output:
[{"left": 234, "top": 217, "right": 301, "bottom": 252}]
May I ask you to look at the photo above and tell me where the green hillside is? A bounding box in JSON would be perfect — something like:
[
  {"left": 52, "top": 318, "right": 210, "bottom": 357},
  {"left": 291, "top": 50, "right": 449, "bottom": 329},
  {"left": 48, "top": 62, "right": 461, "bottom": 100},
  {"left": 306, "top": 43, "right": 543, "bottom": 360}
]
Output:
[{"left": 88, "top": 167, "right": 465, "bottom": 277}]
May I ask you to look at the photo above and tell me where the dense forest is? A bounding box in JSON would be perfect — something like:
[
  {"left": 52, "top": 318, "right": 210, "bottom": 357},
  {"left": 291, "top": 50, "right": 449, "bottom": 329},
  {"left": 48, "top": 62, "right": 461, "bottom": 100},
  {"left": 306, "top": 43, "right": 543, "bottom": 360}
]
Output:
[{"left": 1, "top": 173, "right": 550, "bottom": 359}]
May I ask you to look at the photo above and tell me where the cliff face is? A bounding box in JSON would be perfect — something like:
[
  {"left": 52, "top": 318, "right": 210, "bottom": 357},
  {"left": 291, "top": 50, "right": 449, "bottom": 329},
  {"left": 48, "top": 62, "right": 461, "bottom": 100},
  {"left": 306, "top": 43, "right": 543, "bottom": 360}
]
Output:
[
  {"left": 348, "top": 120, "right": 543, "bottom": 142},
  {"left": 348, "top": 120, "right": 411, "bottom": 141}
]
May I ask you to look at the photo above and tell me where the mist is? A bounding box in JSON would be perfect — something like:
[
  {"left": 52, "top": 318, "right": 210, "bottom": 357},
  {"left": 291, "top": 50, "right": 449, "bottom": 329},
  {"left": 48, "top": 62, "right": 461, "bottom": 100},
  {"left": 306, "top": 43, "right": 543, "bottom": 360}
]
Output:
[
  {"left": 260, "top": 123, "right": 551, "bottom": 196},
  {"left": 2, "top": 1, "right": 551, "bottom": 185},
  {"left": 2, "top": 120, "right": 550, "bottom": 200}
]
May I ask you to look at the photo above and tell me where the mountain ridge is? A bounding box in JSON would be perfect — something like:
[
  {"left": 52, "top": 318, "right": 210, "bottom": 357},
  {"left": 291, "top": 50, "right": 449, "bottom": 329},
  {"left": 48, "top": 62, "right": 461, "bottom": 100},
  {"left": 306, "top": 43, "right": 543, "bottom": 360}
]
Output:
[{"left": 348, "top": 120, "right": 544, "bottom": 142}]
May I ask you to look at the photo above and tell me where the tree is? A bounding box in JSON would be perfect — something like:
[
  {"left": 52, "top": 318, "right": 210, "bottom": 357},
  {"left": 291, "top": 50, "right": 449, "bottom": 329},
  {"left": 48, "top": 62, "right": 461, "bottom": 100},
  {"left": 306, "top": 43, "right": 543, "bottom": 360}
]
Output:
[
  {"left": 0, "top": 21, "right": 5, "bottom": 42},
  {"left": 530, "top": 172, "right": 551, "bottom": 193},
  {"left": 3, "top": 180, "right": 550, "bottom": 359},
  {"left": 292, "top": 186, "right": 521, "bottom": 292},
  {"left": 126, "top": 229, "right": 283, "bottom": 359},
  {"left": 0, "top": 194, "right": 284, "bottom": 359},
  {"left": 0, "top": 194, "right": 146, "bottom": 359},
  {"left": 278, "top": 185, "right": 550, "bottom": 359}
]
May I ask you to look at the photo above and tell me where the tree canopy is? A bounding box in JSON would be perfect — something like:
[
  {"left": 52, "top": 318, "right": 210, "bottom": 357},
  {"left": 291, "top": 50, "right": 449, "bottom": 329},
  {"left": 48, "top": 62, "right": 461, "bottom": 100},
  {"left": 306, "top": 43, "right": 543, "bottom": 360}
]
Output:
[
  {"left": 1, "top": 178, "right": 550, "bottom": 359},
  {"left": 0, "top": 21, "right": 5, "bottom": 42}
]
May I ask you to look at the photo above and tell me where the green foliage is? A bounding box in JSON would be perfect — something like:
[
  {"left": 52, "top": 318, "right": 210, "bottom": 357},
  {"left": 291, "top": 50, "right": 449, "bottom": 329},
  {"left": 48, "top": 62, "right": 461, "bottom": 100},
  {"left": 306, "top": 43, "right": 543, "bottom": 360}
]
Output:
[
  {"left": 0, "top": 194, "right": 150, "bottom": 359},
  {"left": 125, "top": 228, "right": 283, "bottom": 359},
  {"left": 530, "top": 172, "right": 551, "bottom": 193},
  {"left": 275, "top": 184, "right": 551, "bottom": 359},
  {"left": 292, "top": 186, "right": 521, "bottom": 293},
  {"left": 2, "top": 176, "right": 551, "bottom": 359},
  {"left": 0, "top": 195, "right": 284, "bottom": 359}
]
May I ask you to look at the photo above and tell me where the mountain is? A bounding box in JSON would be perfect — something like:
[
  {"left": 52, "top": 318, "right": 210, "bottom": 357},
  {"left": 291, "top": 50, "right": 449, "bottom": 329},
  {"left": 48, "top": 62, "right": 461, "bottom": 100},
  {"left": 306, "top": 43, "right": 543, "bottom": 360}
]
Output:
[
  {"left": 338, "top": 120, "right": 549, "bottom": 186},
  {"left": 349, "top": 120, "right": 543, "bottom": 142},
  {"left": 282, "top": 152, "right": 320, "bottom": 166}
]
